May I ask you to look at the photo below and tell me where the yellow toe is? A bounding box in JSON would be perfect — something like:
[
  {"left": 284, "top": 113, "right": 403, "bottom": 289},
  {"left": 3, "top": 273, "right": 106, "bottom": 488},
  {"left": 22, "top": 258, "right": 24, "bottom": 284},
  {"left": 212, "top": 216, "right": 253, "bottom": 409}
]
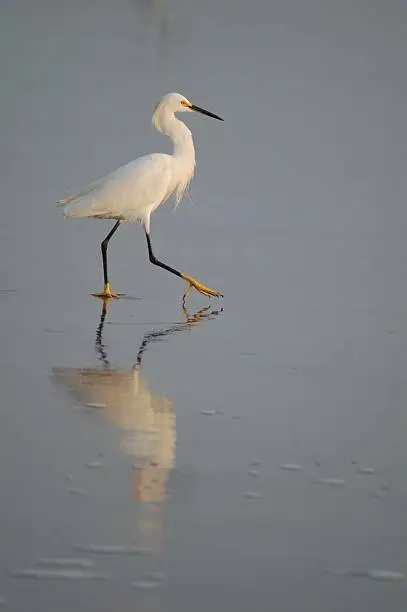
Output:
[{"left": 181, "top": 274, "right": 223, "bottom": 302}]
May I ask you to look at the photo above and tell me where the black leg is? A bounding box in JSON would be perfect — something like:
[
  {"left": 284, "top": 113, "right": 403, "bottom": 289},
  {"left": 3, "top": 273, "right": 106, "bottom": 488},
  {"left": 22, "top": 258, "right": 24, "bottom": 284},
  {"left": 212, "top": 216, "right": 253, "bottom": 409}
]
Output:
[
  {"left": 145, "top": 231, "right": 182, "bottom": 279},
  {"left": 144, "top": 230, "right": 223, "bottom": 301},
  {"left": 101, "top": 221, "right": 120, "bottom": 286}
]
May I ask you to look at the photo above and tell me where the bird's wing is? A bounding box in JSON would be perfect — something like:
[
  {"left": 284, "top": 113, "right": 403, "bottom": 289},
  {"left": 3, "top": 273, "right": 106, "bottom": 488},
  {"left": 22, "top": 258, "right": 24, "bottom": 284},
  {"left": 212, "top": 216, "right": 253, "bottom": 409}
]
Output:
[
  {"left": 57, "top": 162, "right": 129, "bottom": 206},
  {"left": 59, "top": 154, "right": 173, "bottom": 220},
  {"left": 56, "top": 172, "right": 112, "bottom": 207}
]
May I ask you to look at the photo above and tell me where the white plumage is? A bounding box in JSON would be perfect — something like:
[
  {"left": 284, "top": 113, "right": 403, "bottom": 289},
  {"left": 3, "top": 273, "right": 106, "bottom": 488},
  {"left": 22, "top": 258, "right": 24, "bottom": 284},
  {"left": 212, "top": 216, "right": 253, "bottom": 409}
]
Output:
[
  {"left": 62, "top": 156, "right": 175, "bottom": 228},
  {"left": 58, "top": 92, "right": 224, "bottom": 301}
]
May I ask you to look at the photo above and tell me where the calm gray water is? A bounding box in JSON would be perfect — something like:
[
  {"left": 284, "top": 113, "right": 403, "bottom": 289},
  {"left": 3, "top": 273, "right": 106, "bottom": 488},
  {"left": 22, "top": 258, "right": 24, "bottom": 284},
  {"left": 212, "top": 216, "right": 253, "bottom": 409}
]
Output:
[{"left": 1, "top": 0, "right": 407, "bottom": 610}]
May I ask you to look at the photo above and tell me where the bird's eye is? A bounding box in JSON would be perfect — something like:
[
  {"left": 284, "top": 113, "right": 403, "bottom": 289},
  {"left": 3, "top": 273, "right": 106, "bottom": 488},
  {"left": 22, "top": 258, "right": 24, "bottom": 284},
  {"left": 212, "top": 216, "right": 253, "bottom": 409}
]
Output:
[{"left": 180, "top": 100, "right": 190, "bottom": 107}]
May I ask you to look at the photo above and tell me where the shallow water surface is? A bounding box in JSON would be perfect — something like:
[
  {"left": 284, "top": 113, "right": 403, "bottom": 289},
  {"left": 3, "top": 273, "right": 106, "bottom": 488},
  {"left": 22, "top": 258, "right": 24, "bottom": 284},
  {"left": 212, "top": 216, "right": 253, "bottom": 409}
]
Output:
[{"left": 1, "top": 1, "right": 407, "bottom": 611}]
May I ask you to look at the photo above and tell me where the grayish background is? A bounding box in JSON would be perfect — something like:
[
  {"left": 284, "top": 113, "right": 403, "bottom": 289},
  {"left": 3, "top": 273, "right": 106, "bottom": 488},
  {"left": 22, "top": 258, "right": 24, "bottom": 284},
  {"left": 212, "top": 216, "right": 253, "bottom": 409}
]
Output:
[{"left": 0, "top": 0, "right": 406, "bottom": 610}]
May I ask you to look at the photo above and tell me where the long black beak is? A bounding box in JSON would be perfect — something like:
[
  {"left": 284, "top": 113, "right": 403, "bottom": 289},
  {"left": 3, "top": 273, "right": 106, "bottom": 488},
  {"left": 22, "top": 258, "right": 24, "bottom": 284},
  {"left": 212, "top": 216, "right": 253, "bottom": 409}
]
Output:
[{"left": 190, "top": 104, "right": 224, "bottom": 121}]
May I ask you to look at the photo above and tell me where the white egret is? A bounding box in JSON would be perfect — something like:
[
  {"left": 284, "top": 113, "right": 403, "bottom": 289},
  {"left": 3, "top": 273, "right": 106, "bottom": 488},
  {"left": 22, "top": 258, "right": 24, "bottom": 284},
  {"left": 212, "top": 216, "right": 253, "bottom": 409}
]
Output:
[{"left": 58, "top": 92, "right": 224, "bottom": 301}]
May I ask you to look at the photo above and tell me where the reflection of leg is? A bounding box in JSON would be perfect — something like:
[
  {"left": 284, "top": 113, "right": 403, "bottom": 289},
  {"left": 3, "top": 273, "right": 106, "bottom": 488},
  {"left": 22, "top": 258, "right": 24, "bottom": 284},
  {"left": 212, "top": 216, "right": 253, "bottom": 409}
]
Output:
[
  {"left": 182, "top": 304, "right": 224, "bottom": 326},
  {"left": 93, "top": 221, "right": 121, "bottom": 298},
  {"left": 144, "top": 230, "right": 222, "bottom": 303},
  {"left": 182, "top": 304, "right": 210, "bottom": 323},
  {"left": 95, "top": 300, "right": 109, "bottom": 366},
  {"left": 133, "top": 304, "right": 223, "bottom": 371}
]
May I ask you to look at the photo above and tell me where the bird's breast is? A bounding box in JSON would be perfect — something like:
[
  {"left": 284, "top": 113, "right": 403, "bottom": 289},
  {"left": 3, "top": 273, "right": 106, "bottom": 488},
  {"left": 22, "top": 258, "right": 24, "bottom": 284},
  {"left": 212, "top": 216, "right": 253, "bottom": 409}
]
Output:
[{"left": 172, "top": 158, "right": 195, "bottom": 205}]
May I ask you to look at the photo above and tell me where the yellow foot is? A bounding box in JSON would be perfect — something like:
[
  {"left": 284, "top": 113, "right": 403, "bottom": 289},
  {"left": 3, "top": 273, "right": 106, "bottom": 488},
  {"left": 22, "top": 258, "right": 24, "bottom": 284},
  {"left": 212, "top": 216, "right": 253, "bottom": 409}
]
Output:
[
  {"left": 91, "top": 283, "right": 120, "bottom": 299},
  {"left": 181, "top": 274, "right": 223, "bottom": 304}
]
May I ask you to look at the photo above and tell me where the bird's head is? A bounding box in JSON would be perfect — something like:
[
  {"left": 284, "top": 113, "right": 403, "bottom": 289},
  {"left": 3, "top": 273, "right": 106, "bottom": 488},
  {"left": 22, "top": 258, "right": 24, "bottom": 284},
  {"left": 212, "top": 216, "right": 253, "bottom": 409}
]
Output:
[{"left": 152, "top": 92, "right": 223, "bottom": 132}]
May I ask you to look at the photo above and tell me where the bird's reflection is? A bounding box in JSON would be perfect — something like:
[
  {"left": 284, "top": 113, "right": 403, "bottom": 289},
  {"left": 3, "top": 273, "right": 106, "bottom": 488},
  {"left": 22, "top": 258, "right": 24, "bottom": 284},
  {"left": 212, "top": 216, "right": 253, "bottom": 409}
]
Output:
[
  {"left": 130, "top": 0, "right": 172, "bottom": 62},
  {"left": 53, "top": 302, "right": 221, "bottom": 506},
  {"left": 129, "top": 0, "right": 193, "bottom": 64}
]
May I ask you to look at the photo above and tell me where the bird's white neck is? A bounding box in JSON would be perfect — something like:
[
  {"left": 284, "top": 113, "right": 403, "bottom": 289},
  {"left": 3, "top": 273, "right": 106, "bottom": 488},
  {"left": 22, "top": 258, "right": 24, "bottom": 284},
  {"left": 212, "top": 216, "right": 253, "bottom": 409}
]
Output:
[
  {"left": 152, "top": 106, "right": 196, "bottom": 204},
  {"left": 154, "top": 108, "right": 196, "bottom": 165},
  {"left": 172, "top": 119, "right": 195, "bottom": 165}
]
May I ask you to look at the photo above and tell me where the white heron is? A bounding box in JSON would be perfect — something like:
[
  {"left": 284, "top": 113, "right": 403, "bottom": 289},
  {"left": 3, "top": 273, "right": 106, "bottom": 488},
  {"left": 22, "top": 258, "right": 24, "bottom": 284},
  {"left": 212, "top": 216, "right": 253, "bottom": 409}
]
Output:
[{"left": 58, "top": 92, "right": 224, "bottom": 301}]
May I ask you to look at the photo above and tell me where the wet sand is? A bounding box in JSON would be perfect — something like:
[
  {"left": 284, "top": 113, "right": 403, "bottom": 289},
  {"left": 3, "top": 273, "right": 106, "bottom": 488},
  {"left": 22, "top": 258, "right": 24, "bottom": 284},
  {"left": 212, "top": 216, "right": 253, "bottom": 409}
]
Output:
[{"left": 1, "top": 1, "right": 407, "bottom": 610}]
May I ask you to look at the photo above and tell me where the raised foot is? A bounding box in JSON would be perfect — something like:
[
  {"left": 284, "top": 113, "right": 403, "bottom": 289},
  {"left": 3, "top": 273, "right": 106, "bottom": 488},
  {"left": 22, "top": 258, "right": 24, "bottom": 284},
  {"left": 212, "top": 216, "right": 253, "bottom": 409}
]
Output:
[
  {"left": 92, "top": 283, "right": 120, "bottom": 299},
  {"left": 181, "top": 275, "right": 223, "bottom": 304}
]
